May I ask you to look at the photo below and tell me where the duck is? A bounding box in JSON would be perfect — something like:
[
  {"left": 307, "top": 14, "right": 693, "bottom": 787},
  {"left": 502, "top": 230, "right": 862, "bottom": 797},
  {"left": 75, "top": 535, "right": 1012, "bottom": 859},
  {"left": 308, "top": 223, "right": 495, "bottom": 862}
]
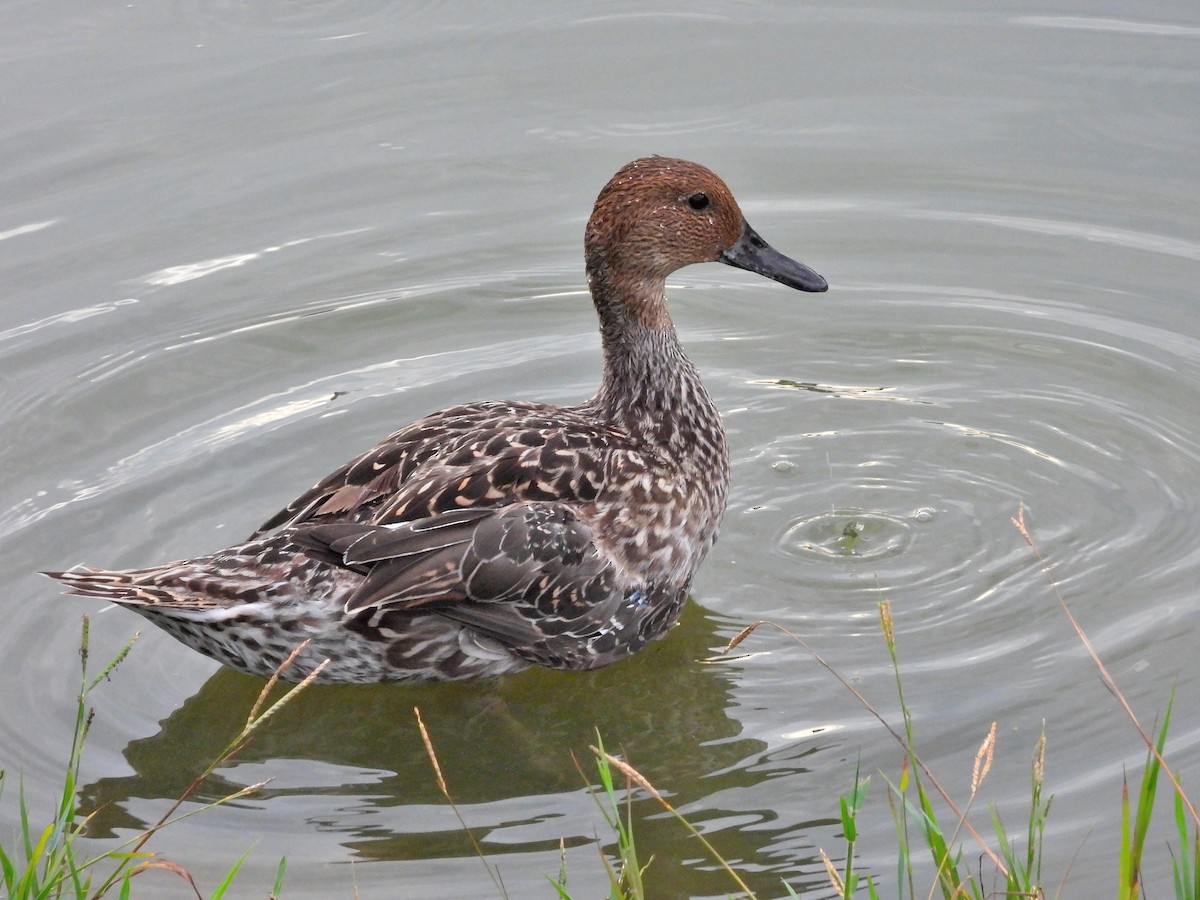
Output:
[{"left": 46, "top": 156, "right": 828, "bottom": 683}]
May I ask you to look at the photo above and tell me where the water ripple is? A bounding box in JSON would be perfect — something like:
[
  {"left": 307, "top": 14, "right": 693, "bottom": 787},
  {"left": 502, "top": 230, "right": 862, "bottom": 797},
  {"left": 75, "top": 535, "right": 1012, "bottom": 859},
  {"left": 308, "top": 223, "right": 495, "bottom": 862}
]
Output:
[
  {"left": 710, "top": 286, "right": 1200, "bottom": 669},
  {"left": 1013, "top": 15, "right": 1200, "bottom": 38}
]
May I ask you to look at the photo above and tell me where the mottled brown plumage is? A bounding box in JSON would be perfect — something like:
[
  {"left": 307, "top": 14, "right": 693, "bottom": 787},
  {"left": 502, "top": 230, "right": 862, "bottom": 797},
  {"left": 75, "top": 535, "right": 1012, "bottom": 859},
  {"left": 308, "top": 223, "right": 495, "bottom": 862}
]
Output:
[{"left": 46, "top": 157, "right": 827, "bottom": 683}]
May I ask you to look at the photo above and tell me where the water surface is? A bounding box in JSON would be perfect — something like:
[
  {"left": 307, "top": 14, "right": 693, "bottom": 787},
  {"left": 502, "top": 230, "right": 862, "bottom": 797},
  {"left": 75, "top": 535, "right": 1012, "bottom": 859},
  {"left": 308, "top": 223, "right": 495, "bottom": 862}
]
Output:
[{"left": 2, "top": 2, "right": 1198, "bottom": 897}]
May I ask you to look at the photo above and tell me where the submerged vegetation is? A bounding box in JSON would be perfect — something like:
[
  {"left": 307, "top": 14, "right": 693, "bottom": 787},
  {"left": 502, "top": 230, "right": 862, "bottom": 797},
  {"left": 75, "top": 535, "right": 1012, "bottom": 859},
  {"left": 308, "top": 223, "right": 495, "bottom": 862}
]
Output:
[{"left": 3, "top": 507, "right": 1197, "bottom": 897}]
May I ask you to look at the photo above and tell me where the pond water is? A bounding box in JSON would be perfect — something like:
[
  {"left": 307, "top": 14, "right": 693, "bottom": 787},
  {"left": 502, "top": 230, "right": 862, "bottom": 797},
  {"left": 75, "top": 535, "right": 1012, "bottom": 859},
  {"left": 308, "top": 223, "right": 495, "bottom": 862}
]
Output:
[{"left": 2, "top": 2, "right": 1199, "bottom": 897}]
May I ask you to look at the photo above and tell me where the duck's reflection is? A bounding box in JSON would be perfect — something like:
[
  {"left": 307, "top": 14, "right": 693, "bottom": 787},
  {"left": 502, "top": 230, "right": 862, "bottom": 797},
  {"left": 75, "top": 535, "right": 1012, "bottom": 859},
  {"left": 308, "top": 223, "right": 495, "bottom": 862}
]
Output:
[{"left": 78, "top": 605, "right": 839, "bottom": 895}]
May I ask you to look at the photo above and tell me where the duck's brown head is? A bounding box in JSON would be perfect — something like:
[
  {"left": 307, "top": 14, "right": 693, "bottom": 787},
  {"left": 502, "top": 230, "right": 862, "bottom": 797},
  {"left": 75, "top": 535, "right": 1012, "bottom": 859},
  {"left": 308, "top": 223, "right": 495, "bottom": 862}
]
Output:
[{"left": 585, "top": 156, "right": 828, "bottom": 299}]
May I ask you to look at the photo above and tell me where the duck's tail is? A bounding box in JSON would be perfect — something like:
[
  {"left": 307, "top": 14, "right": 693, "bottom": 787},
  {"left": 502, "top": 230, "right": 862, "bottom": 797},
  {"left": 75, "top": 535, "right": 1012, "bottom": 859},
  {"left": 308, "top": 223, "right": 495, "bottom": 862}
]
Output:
[{"left": 43, "top": 566, "right": 219, "bottom": 610}]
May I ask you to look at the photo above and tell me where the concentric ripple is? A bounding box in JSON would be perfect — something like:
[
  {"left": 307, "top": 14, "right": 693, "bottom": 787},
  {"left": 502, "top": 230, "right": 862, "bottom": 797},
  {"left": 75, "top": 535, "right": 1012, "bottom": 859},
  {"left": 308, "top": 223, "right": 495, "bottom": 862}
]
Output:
[
  {"left": 781, "top": 508, "right": 924, "bottom": 561},
  {"left": 700, "top": 284, "right": 1200, "bottom": 662}
]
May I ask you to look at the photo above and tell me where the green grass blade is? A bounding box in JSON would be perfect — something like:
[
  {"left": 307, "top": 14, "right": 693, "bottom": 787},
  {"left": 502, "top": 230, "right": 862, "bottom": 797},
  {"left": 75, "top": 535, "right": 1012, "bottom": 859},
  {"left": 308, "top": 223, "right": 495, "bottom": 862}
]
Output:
[
  {"left": 989, "top": 806, "right": 1015, "bottom": 874},
  {"left": 207, "top": 846, "right": 253, "bottom": 899},
  {"left": 1119, "top": 777, "right": 1132, "bottom": 900},
  {"left": 1172, "top": 782, "right": 1200, "bottom": 900},
  {"left": 545, "top": 841, "right": 572, "bottom": 900},
  {"left": 1193, "top": 827, "right": 1200, "bottom": 900},
  {"left": 883, "top": 774, "right": 913, "bottom": 898},
  {"left": 271, "top": 855, "right": 287, "bottom": 898},
  {"left": 1027, "top": 728, "right": 1048, "bottom": 887},
  {"left": 913, "top": 780, "right": 962, "bottom": 898},
  {"left": 1123, "top": 695, "right": 1173, "bottom": 900},
  {"left": 0, "top": 774, "right": 13, "bottom": 891},
  {"left": 1173, "top": 786, "right": 1189, "bottom": 900},
  {"left": 19, "top": 778, "right": 35, "bottom": 863},
  {"left": 990, "top": 805, "right": 1033, "bottom": 895},
  {"left": 0, "top": 842, "right": 15, "bottom": 890},
  {"left": 28, "top": 823, "right": 53, "bottom": 872},
  {"left": 0, "top": 618, "right": 312, "bottom": 900},
  {"left": 836, "top": 766, "right": 872, "bottom": 899},
  {"left": 840, "top": 795, "right": 856, "bottom": 843},
  {"left": 63, "top": 835, "right": 90, "bottom": 899}
]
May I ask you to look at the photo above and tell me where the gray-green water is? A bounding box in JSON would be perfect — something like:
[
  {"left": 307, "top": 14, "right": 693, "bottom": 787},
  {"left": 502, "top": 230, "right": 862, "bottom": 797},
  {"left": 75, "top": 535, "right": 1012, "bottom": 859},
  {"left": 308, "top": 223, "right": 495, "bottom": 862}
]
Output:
[{"left": 2, "top": 3, "right": 1199, "bottom": 897}]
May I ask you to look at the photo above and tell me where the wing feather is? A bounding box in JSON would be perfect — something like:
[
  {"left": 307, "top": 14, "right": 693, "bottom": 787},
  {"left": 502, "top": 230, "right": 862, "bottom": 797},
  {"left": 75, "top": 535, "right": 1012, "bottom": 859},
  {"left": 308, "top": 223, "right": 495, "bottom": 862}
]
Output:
[
  {"left": 249, "top": 401, "right": 626, "bottom": 539},
  {"left": 294, "top": 502, "right": 623, "bottom": 649}
]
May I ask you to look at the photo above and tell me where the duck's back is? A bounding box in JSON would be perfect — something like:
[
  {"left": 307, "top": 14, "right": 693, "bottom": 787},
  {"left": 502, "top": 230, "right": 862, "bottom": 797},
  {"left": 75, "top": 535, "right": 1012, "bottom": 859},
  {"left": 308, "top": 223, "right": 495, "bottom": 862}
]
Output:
[
  {"left": 256, "top": 392, "right": 727, "bottom": 588},
  {"left": 252, "top": 399, "right": 624, "bottom": 535}
]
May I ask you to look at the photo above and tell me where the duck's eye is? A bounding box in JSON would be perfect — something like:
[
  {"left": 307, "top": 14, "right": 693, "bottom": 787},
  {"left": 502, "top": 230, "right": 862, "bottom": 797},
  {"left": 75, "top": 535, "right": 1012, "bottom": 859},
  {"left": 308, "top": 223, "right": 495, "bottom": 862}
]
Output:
[{"left": 687, "top": 192, "right": 710, "bottom": 211}]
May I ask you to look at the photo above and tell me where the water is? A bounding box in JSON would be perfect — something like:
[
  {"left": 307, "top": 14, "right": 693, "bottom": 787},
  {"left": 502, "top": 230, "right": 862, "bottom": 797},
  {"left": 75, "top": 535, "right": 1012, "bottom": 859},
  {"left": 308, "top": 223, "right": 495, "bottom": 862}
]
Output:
[{"left": 2, "top": 2, "right": 1198, "bottom": 896}]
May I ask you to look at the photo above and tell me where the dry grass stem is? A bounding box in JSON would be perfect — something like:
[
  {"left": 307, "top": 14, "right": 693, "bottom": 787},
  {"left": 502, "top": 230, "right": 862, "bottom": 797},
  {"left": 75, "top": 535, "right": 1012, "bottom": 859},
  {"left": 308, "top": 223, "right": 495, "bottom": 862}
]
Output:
[
  {"left": 1012, "top": 503, "right": 1199, "bottom": 829},
  {"left": 722, "top": 618, "right": 1006, "bottom": 873},
  {"left": 132, "top": 857, "right": 202, "bottom": 898},
  {"left": 247, "top": 639, "right": 314, "bottom": 724},
  {"left": 413, "top": 707, "right": 506, "bottom": 898},
  {"left": 589, "top": 746, "right": 754, "bottom": 896},
  {"left": 249, "top": 659, "right": 330, "bottom": 735},
  {"left": 96, "top": 643, "right": 325, "bottom": 892},
  {"left": 414, "top": 707, "right": 449, "bottom": 797}
]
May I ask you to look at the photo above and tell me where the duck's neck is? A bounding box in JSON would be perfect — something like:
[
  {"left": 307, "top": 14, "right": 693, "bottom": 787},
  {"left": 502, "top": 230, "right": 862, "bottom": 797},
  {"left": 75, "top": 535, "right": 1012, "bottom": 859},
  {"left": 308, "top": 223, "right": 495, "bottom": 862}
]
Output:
[{"left": 584, "top": 265, "right": 728, "bottom": 469}]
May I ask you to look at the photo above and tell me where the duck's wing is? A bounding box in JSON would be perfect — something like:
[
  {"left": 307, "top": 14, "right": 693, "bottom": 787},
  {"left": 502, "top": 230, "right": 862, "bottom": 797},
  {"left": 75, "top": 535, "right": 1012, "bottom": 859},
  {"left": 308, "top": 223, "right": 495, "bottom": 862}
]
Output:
[
  {"left": 248, "top": 401, "right": 591, "bottom": 539},
  {"left": 292, "top": 501, "right": 624, "bottom": 652},
  {"left": 365, "top": 425, "right": 628, "bottom": 525}
]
